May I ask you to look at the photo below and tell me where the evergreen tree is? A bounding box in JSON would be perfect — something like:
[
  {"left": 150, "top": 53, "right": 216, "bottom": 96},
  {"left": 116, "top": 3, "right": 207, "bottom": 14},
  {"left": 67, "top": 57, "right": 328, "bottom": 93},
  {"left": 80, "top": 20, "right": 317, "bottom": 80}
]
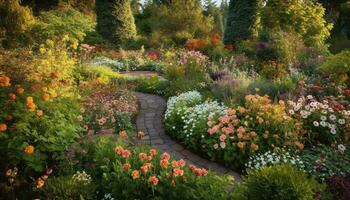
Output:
[
  {"left": 96, "top": 0, "right": 136, "bottom": 46},
  {"left": 223, "top": 0, "right": 260, "bottom": 44}
]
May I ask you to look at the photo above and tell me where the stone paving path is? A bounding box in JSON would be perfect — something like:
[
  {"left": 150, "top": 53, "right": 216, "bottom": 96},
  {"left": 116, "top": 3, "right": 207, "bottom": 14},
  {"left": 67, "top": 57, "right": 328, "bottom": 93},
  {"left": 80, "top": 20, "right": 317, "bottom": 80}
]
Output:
[{"left": 135, "top": 92, "right": 241, "bottom": 181}]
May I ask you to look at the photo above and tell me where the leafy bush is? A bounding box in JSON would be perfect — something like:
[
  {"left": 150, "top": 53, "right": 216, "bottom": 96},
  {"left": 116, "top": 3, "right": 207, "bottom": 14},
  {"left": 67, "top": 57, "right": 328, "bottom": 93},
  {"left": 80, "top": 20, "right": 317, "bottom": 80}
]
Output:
[
  {"left": 326, "top": 174, "right": 350, "bottom": 200},
  {"left": 319, "top": 51, "right": 350, "bottom": 87},
  {"left": 286, "top": 95, "right": 350, "bottom": 145},
  {"left": 233, "top": 164, "right": 322, "bottom": 200},
  {"left": 132, "top": 75, "right": 169, "bottom": 96},
  {"left": 0, "top": 0, "right": 35, "bottom": 48},
  {"left": 246, "top": 149, "right": 305, "bottom": 170},
  {"left": 300, "top": 144, "right": 350, "bottom": 181},
  {"left": 29, "top": 6, "right": 94, "bottom": 44},
  {"left": 114, "top": 112, "right": 133, "bottom": 134},
  {"left": 43, "top": 172, "right": 96, "bottom": 200}
]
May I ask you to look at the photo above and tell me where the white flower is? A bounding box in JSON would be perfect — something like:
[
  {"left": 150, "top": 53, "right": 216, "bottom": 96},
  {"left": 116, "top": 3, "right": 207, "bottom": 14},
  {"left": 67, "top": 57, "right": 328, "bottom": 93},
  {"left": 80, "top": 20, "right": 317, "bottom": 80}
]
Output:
[
  {"left": 338, "top": 144, "right": 346, "bottom": 153},
  {"left": 305, "top": 105, "right": 310, "bottom": 110},
  {"left": 330, "top": 128, "right": 337, "bottom": 135},
  {"left": 320, "top": 116, "right": 327, "bottom": 121},
  {"left": 307, "top": 95, "right": 314, "bottom": 100},
  {"left": 289, "top": 110, "right": 295, "bottom": 115},
  {"left": 321, "top": 110, "right": 327, "bottom": 114},
  {"left": 320, "top": 121, "right": 327, "bottom": 127},
  {"left": 329, "top": 114, "right": 336, "bottom": 121},
  {"left": 338, "top": 119, "right": 346, "bottom": 125},
  {"left": 220, "top": 142, "right": 226, "bottom": 149},
  {"left": 313, "top": 121, "right": 319, "bottom": 127}
]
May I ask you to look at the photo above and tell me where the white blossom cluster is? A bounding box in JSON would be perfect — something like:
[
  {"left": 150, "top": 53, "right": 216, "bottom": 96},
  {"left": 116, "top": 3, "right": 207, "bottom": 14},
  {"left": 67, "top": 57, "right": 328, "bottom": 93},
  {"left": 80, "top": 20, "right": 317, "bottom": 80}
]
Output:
[
  {"left": 287, "top": 95, "right": 349, "bottom": 135},
  {"left": 90, "top": 56, "right": 125, "bottom": 71},
  {"left": 72, "top": 171, "right": 92, "bottom": 185},
  {"left": 182, "top": 101, "right": 227, "bottom": 138},
  {"left": 164, "top": 91, "right": 202, "bottom": 120},
  {"left": 102, "top": 193, "right": 115, "bottom": 200},
  {"left": 246, "top": 150, "right": 305, "bottom": 170}
]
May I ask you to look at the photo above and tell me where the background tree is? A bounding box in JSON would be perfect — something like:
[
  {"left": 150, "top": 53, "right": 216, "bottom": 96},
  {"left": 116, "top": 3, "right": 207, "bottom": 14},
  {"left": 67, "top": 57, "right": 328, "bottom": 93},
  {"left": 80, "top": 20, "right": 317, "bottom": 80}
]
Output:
[
  {"left": 224, "top": 0, "right": 261, "bottom": 45},
  {"left": 204, "top": 0, "right": 225, "bottom": 34},
  {"left": 261, "top": 0, "right": 333, "bottom": 47},
  {"left": 96, "top": 0, "right": 136, "bottom": 46}
]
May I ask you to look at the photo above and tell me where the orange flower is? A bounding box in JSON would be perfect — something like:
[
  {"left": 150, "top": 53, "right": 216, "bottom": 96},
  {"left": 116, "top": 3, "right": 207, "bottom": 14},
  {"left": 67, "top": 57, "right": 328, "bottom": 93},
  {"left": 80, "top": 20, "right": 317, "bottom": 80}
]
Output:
[
  {"left": 131, "top": 170, "right": 140, "bottom": 179},
  {"left": 250, "top": 143, "right": 259, "bottom": 151},
  {"left": 16, "top": 87, "right": 24, "bottom": 94},
  {"left": 137, "top": 131, "right": 145, "bottom": 138},
  {"left": 36, "top": 109, "right": 44, "bottom": 117},
  {"left": 42, "top": 93, "right": 50, "bottom": 101},
  {"left": 0, "top": 75, "right": 11, "bottom": 87},
  {"left": 141, "top": 163, "right": 151, "bottom": 174},
  {"left": 123, "top": 163, "right": 131, "bottom": 170},
  {"left": 148, "top": 176, "right": 159, "bottom": 186},
  {"left": 26, "top": 96, "right": 33, "bottom": 103},
  {"left": 31, "top": 84, "right": 41, "bottom": 92},
  {"left": 8, "top": 93, "right": 16, "bottom": 101},
  {"left": 41, "top": 87, "right": 48, "bottom": 92},
  {"left": 115, "top": 146, "right": 124, "bottom": 155},
  {"left": 149, "top": 149, "right": 157, "bottom": 156},
  {"left": 237, "top": 142, "right": 245, "bottom": 149},
  {"left": 50, "top": 70, "right": 59, "bottom": 78},
  {"left": 26, "top": 102, "right": 36, "bottom": 112},
  {"left": 146, "top": 156, "right": 152, "bottom": 161},
  {"left": 161, "top": 152, "right": 170, "bottom": 161},
  {"left": 122, "top": 149, "right": 132, "bottom": 158},
  {"left": 139, "top": 153, "right": 147, "bottom": 160},
  {"left": 36, "top": 177, "right": 45, "bottom": 188},
  {"left": 173, "top": 168, "right": 184, "bottom": 177},
  {"left": 24, "top": 145, "right": 35, "bottom": 154},
  {"left": 160, "top": 159, "right": 169, "bottom": 168},
  {"left": 119, "top": 130, "right": 127, "bottom": 137},
  {"left": 0, "top": 123, "right": 7, "bottom": 132}
]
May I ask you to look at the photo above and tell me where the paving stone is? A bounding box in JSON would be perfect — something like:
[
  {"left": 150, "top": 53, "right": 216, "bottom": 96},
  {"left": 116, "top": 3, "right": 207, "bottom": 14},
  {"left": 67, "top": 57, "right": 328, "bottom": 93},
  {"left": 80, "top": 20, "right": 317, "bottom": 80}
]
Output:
[
  {"left": 171, "top": 143, "right": 184, "bottom": 151},
  {"left": 150, "top": 139, "right": 164, "bottom": 145}
]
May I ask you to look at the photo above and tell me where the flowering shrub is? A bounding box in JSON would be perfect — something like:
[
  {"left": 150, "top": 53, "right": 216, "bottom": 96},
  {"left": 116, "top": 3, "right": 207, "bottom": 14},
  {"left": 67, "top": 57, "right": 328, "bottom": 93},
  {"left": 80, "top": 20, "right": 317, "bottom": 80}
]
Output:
[
  {"left": 178, "top": 50, "right": 208, "bottom": 67},
  {"left": 90, "top": 56, "right": 125, "bottom": 71},
  {"left": 81, "top": 90, "right": 138, "bottom": 132},
  {"left": 287, "top": 95, "right": 350, "bottom": 145},
  {"left": 245, "top": 149, "right": 305, "bottom": 170},
  {"left": 300, "top": 144, "right": 350, "bottom": 181}
]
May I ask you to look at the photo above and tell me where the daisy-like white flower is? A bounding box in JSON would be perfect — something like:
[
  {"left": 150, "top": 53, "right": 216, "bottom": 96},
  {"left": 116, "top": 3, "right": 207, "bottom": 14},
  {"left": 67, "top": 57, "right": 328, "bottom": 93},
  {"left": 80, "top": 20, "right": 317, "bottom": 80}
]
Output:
[
  {"left": 329, "top": 114, "right": 337, "bottom": 121},
  {"left": 338, "top": 119, "right": 346, "bottom": 125},
  {"left": 320, "top": 121, "right": 327, "bottom": 127},
  {"left": 289, "top": 110, "right": 295, "bottom": 115},
  {"left": 338, "top": 144, "right": 346, "bottom": 153},
  {"left": 313, "top": 121, "right": 319, "bottom": 127},
  {"left": 305, "top": 105, "right": 310, "bottom": 110},
  {"left": 320, "top": 116, "right": 327, "bottom": 121},
  {"left": 321, "top": 110, "right": 327, "bottom": 114},
  {"left": 330, "top": 129, "right": 337, "bottom": 135},
  {"left": 307, "top": 95, "right": 314, "bottom": 100}
]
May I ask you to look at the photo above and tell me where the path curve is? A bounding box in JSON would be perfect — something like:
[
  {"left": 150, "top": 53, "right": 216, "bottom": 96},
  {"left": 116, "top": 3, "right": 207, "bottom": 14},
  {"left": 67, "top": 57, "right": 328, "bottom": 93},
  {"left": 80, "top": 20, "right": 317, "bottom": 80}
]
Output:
[{"left": 134, "top": 92, "right": 241, "bottom": 181}]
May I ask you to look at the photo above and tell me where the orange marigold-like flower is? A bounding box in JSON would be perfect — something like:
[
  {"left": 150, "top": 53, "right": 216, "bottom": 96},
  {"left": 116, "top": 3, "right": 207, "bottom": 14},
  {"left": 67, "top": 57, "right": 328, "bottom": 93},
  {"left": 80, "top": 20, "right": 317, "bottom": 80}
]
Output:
[
  {"left": 173, "top": 168, "right": 184, "bottom": 177},
  {"left": 0, "top": 123, "right": 7, "bottom": 132},
  {"left": 42, "top": 93, "right": 50, "bottom": 101},
  {"left": 123, "top": 163, "right": 131, "bottom": 170},
  {"left": 8, "top": 93, "right": 16, "bottom": 100},
  {"left": 16, "top": 87, "right": 24, "bottom": 94},
  {"left": 0, "top": 75, "right": 11, "bottom": 87},
  {"left": 148, "top": 176, "right": 159, "bottom": 186},
  {"left": 36, "top": 177, "right": 45, "bottom": 188},
  {"left": 24, "top": 145, "right": 35, "bottom": 154},
  {"left": 115, "top": 146, "right": 124, "bottom": 155},
  {"left": 41, "top": 87, "right": 48, "bottom": 92},
  {"left": 26, "top": 102, "right": 36, "bottom": 112},
  {"left": 149, "top": 149, "right": 157, "bottom": 156},
  {"left": 36, "top": 110, "right": 44, "bottom": 117},
  {"left": 250, "top": 143, "right": 259, "bottom": 151},
  {"left": 160, "top": 159, "right": 169, "bottom": 168},
  {"left": 119, "top": 130, "right": 127, "bottom": 137},
  {"left": 131, "top": 170, "right": 140, "bottom": 179}
]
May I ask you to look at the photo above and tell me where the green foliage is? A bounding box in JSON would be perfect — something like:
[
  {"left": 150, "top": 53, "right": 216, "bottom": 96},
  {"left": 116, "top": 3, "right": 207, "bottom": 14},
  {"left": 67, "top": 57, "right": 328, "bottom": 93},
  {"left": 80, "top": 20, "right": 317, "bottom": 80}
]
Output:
[
  {"left": 29, "top": 6, "right": 94, "bottom": 44},
  {"left": 148, "top": 0, "right": 214, "bottom": 46},
  {"left": 0, "top": 0, "right": 35, "bottom": 48},
  {"left": 133, "top": 75, "right": 169, "bottom": 96},
  {"left": 300, "top": 144, "right": 350, "bottom": 181},
  {"left": 114, "top": 112, "right": 133, "bottom": 133},
  {"left": 96, "top": 0, "right": 136, "bottom": 46},
  {"left": 340, "top": 2, "right": 350, "bottom": 39},
  {"left": 319, "top": 50, "right": 350, "bottom": 86},
  {"left": 261, "top": 0, "right": 333, "bottom": 47},
  {"left": 234, "top": 164, "right": 322, "bottom": 200},
  {"left": 43, "top": 174, "right": 97, "bottom": 200},
  {"left": 224, "top": 0, "right": 261, "bottom": 44}
]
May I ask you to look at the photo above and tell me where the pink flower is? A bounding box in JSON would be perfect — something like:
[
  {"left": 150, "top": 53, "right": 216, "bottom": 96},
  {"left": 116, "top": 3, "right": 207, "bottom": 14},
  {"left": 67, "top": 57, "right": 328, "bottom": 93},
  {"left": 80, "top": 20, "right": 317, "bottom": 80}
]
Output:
[
  {"left": 219, "top": 134, "right": 226, "bottom": 142},
  {"left": 161, "top": 152, "right": 171, "bottom": 161},
  {"left": 219, "top": 116, "right": 230, "bottom": 124},
  {"left": 226, "top": 108, "right": 235, "bottom": 116}
]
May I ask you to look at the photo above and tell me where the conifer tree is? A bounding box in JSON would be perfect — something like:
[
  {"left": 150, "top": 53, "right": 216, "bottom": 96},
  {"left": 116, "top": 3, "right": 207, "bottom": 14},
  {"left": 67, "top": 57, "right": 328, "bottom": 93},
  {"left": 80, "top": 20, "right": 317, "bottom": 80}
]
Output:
[{"left": 96, "top": 0, "right": 136, "bottom": 46}]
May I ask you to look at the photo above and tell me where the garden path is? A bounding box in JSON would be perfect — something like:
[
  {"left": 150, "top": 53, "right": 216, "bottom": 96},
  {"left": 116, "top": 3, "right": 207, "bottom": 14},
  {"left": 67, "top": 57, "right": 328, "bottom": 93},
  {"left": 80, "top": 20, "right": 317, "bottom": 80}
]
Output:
[{"left": 135, "top": 92, "right": 241, "bottom": 181}]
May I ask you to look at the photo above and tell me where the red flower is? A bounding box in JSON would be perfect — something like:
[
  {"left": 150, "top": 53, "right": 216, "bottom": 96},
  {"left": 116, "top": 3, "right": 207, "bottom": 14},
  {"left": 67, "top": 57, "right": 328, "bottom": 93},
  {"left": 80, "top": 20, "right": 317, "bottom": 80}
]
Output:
[{"left": 343, "top": 89, "right": 350, "bottom": 96}]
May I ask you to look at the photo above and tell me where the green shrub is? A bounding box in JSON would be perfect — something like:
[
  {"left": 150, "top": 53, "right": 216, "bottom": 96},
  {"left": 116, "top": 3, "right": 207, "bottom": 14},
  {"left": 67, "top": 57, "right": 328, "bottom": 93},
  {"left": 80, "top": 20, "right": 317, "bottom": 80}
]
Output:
[
  {"left": 29, "top": 6, "right": 94, "bottom": 45},
  {"left": 133, "top": 75, "right": 169, "bottom": 96},
  {"left": 0, "top": 0, "right": 35, "bottom": 48},
  {"left": 43, "top": 173, "right": 96, "bottom": 200},
  {"left": 234, "top": 164, "right": 322, "bottom": 200},
  {"left": 319, "top": 51, "right": 350, "bottom": 86},
  {"left": 114, "top": 112, "right": 133, "bottom": 134}
]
